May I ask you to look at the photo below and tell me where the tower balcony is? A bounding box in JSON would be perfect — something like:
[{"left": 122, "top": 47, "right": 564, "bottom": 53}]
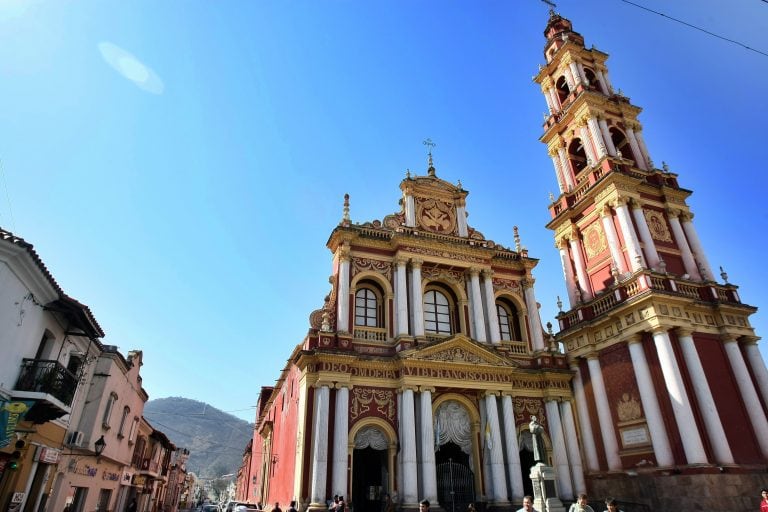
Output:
[
  {"left": 556, "top": 270, "right": 748, "bottom": 334},
  {"left": 548, "top": 157, "right": 682, "bottom": 219},
  {"left": 11, "top": 358, "right": 78, "bottom": 423}
]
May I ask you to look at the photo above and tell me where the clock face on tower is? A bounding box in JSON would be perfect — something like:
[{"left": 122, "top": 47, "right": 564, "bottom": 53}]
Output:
[{"left": 417, "top": 198, "right": 456, "bottom": 234}]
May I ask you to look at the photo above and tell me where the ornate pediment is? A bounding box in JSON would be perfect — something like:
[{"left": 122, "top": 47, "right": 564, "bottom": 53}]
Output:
[{"left": 401, "top": 335, "right": 518, "bottom": 368}]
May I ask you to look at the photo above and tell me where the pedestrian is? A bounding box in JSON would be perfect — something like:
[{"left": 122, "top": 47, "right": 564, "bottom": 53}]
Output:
[
  {"left": 271, "top": 503, "right": 282, "bottom": 512},
  {"left": 419, "top": 500, "right": 430, "bottom": 512},
  {"left": 602, "top": 498, "right": 624, "bottom": 512},
  {"left": 516, "top": 495, "right": 538, "bottom": 512},
  {"left": 328, "top": 496, "right": 338, "bottom": 511},
  {"left": 761, "top": 489, "right": 768, "bottom": 512},
  {"left": 568, "top": 494, "right": 595, "bottom": 512},
  {"left": 127, "top": 499, "right": 137, "bottom": 512},
  {"left": 467, "top": 503, "right": 476, "bottom": 512},
  {"left": 383, "top": 494, "right": 394, "bottom": 512},
  {"left": 287, "top": 501, "right": 298, "bottom": 512},
  {"left": 335, "top": 497, "right": 345, "bottom": 512}
]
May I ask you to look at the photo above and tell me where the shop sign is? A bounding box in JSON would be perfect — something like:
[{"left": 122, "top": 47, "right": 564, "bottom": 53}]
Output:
[
  {"left": 69, "top": 462, "right": 98, "bottom": 477},
  {"left": 11, "top": 493, "right": 25, "bottom": 504},
  {"left": 132, "top": 475, "right": 146, "bottom": 486},
  {"left": 36, "top": 447, "right": 61, "bottom": 464},
  {"left": 0, "top": 401, "right": 34, "bottom": 448},
  {"left": 122, "top": 471, "right": 134, "bottom": 485}
]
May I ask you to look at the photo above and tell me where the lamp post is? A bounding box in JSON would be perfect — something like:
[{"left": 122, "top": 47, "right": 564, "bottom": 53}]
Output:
[{"left": 94, "top": 435, "right": 107, "bottom": 458}]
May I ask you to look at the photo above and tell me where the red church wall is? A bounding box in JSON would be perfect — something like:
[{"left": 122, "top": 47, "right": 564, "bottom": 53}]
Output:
[
  {"left": 696, "top": 333, "right": 763, "bottom": 463},
  {"left": 598, "top": 344, "right": 640, "bottom": 466},
  {"left": 579, "top": 358, "right": 608, "bottom": 469},
  {"left": 264, "top": 365, "right": 301, "bottom": 506},
  {"left": 641, "top": 332, "right": 685, "bottom": 465},
  {"left": 588, "top": 262, "right": 612, "bottom": 293},
  {"left": 349, "top": 386, "right": 398, "bottom": 431}
]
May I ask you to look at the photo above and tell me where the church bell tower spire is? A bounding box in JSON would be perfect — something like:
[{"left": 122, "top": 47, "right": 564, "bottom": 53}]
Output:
[{"left": 535, "top": 10, "right": 768, "bottom": 508}]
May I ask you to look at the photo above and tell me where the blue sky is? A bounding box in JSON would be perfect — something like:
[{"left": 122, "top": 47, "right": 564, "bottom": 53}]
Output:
[{"left": 1, "top": 0, "right": 766, "bottom": 423}]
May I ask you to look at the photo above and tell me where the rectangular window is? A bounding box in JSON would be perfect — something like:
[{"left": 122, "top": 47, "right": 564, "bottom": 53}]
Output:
[{"left": 96, "top": 489, "right": 112, "bottom": 512}]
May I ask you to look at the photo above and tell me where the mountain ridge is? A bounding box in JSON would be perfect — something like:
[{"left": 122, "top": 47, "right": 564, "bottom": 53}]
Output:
[{"left": 144, "top": 397, "right": 254, "bottom": 478}]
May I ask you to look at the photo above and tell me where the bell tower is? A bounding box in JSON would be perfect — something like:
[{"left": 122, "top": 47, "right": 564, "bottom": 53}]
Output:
[{"left": 535, "top": 8, "right": 768, "bottom": 508}]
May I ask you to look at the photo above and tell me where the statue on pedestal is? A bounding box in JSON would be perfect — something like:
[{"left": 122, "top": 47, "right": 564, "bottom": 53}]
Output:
[{"left": 529, "top": 415, "right": 546, "bottom": 464}]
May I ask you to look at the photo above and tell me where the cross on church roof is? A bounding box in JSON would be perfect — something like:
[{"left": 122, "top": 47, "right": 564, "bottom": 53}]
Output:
[{"left": 422, "top": 138, "right": 436, "bottom": 176}]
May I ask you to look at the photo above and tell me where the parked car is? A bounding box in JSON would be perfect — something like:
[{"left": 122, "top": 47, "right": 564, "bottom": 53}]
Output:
[
  {"left": 225, "top": 502, "right": 259, "bottom": 512},
  {"left": 202, "top": 504, "right": 221, "bottom": 512}
]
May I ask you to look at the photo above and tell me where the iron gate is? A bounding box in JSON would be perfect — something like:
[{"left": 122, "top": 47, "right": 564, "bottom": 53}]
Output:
[{"left": 436, "top": 461, "right": 475, "bottom": 512}]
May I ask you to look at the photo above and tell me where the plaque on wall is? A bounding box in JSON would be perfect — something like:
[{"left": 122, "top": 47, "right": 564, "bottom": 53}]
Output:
[{"left": 619, "top": 424, "right": 651, "bottom": 448}]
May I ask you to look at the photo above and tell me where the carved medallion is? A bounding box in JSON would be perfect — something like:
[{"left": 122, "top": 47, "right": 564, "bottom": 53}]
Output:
[
  {"left": 416, "top": 198, "right": 456, "bottom": 234},
  {"left": 616, "top": 393, "right": 642, "bottom": 422},
  {"left": 583, "top": 222, "right": 607, "bottom": 260},
  {"left": 644, "top": 209, "right": 672, "bottom": 242}
]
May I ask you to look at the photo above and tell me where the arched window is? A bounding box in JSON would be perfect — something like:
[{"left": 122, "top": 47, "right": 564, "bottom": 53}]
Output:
[
  {"left": 118, "top": 406, "right": 131, "bottom": 438},
  {"left": 355, "top": 287, "right": 380, "bottom": 327},
  {"left": 567, "top": 138, "right": 588, "bottom": 174},
  {"left": 424, "top": 289, "right": 453, "bottom": 335},
  {"left": 609, "top": 128, "right": 637, "bottom": 163},
  {"left": 496, "top": 299, "right": 522, "bottom": 341},
  {"left": 556, "top": 75, "right": 571, "bottom": 104},
  {"left": 102, "top": 393, "right": 118, "bottom": 429},
  {"left": 583, "top": 67, "right": 600, "bottom": 92}
]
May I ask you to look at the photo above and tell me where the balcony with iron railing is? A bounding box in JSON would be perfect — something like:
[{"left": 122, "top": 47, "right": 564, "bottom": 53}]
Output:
[
  {"left": 557, "top": 270, "right": 745, "bottom": 333},
  {"left": 11, "top": 358, "right": 79, "bottom": 422}
]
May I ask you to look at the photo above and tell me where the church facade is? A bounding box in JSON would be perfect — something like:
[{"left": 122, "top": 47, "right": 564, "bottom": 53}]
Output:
[{"left": 243, "top": 11, "right": 768, "bottom": 511}]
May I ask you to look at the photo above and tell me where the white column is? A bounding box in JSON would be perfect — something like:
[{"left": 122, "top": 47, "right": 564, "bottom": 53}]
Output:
[
  {"left": 598, "top": 118, "right": 617, "bottom": 156},
  {"left": 677, "top": 330, "right": 734, "bottom": 463},
  {"left": 405, "top": 194, "right": 416, "bottom": 227},
  {"left": 559, "top": 400, "right": 586, "bottom": 494},
  {"left": 651, "top": 327, "right": 708, "bottom": 463},
  {"left": 483, "top": 270, "right": 501, "bottom": 344},
  {"left": 723, "top": 338, "right": 768, "bottom": 458},
  {"left": 469, "top": 268, "right": 487, "bottom": 342},
  {"left": 614, "top": 198, "right": 646, "bottom": 271},
  {"left": 456, "top": 204, "right": 469, "bottom": 237},
  {"left": 568, "top": 233, "right": 593, "bottom": 301},
  {"left": 548, "top": 87, "right": 561, "bottom": 112},
  {"left": 545, "top": 399, "right": 573, "bottom": 499},
  {"left": 484, "top": 393, "right": 508, "bottom": 503},
  {"left": 587, "top": 117, "right": 607, "bottom": 159},
  {"left": 543, "top": 87, "right": 556, "bottom": 114},
  {"left": 524, "top": 280, "right": 545, "bottom": 351},
  {"left": 419, "top": 388, "right": 438, "bottom": 504},
  {"left": 680, "top": 214, "right": 714, "bottom": 280},
  {"left": 634, "top": 129, "right": 652, "bottom": 169},
  {"left": 558, "top": 240, "right": 578, "bottom": 307},
  {"left": 501, "top": 395, "right": 524, "bottom": 500},
  {"left": 600, "top": 70, "right": 614, "bottom": 93},
  {"left": 337, "top": 255, "right": 351, "bottom": 332},
  {"left": 626, "top": 336, "right": 674, "bottom": 466},
  {"left": 563, "top": 65, "right": 576, "bottom": 89},
  {"left": 600, "top": 206, "right": 628, "bottom": 274},
  {"left": 411, "top": 259, "right": 425, "bottom": 337},
  {"left": 579, "top": 124, "right": 598, "bottom": 165},
  {"left": 331, "top": 385, "right": 350, "bottom": 496},
  {"left": 586, "top": 355, "right": 622, "bottom": 470},
  {"left": 570, "top": 363, "right": 599, "bottom": 471},
  {"left": 550, "top": 153, "right": 566, "bottom": 193},
  {"left": 630, "top": 202, "right": 661, "bottom": 270},
  {"left": 557, "top": 147, "right": 575, "bottom": 191},
  {"left": 400, "top": 388, "right": 419, "bottom": 505},
  {"left": 310, "top": 384, "right": 331, "bottom": 505},
  {"left": 395, "top": 257, "right": 410, "bottom": 336},
  {"left": 667, "top": 211, "right": 701, "bottom": 280},
  {"left": 743, "top": 340, "right": 768, "bottom": 407},
  {"left": 624, "top": 127, "right": 647, "bottom": 170},
  {"left": 576, "top": 62, "right": 588, "bottom": 86},
  {"left": 568, "top": 61, "right": 583, "bottom": 86}
]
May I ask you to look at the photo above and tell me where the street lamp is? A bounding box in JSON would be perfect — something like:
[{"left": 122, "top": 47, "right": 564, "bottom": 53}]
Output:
[{"left": 94, "top": 435, "right": 107, "bottom": 457}]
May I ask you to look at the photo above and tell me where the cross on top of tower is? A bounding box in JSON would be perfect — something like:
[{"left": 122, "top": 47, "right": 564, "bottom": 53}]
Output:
[
  {"left": 423, "top": 138, "right": 436, "bottom": 176},
  {"left": 540, "top": 0, "right": 557, "bottom": 14}
]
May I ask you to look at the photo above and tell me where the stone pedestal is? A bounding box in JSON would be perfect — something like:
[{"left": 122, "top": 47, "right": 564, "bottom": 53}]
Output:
[{"left": 530, "top": 464, "right": 565, "bottom": 512}]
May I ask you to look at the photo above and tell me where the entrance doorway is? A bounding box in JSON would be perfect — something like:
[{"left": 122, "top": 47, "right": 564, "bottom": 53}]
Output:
[
  {"left": 435, "top": 442, "right": 474, "bottom": 512},
  {"left": 519, "top": 442, "right": 535, "bottom": 498},
  {"left": 352, "top": 447, "right": 387, "bottom": 512}
]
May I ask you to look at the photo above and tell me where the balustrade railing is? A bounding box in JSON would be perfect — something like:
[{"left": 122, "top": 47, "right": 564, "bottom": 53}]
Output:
[
  {"left": 14, "top": 359, "right": 78, "bottom": 406},
  {"left": 353, "top": 327, "right": 387, "bottom": 343}
]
